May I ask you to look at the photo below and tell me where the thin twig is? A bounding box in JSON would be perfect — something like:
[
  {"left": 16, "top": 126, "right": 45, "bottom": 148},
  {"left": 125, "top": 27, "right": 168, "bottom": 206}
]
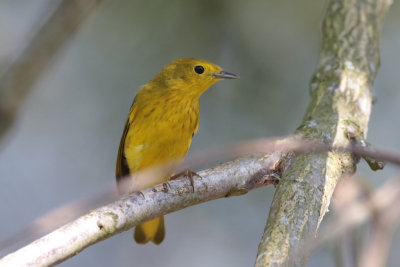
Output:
[{"left": 1, "top": 137, "right": 400, "bottom": 257}]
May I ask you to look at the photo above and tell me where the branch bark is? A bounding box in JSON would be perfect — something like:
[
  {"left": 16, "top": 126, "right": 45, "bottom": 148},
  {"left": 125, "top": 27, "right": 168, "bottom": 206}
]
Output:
[
  {"left": 0, "top": 153, "right": 281, "bottom": 267},
  {"left": 1, "top": 136, "right": 399, "bottom": 266},
  {"left": 0, "top": 0, "right": 394, "bottom": 266},
  {"left": 255, "top": 0, "right": 392, "bottom": 266}
]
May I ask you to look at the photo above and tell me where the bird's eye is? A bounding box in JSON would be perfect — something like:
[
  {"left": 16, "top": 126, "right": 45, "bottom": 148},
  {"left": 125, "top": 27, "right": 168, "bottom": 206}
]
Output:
[{"left": 194, "top": 65, "right": 205, "bottom": 74}]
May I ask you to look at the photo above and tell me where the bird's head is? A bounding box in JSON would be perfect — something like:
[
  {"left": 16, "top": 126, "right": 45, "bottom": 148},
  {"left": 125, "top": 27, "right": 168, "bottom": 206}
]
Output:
[{"left": 150, "top": 58, "right": 239, "bottom": 97}]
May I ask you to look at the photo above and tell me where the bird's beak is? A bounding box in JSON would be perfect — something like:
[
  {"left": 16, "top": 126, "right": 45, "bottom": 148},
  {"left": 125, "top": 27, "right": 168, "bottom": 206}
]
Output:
[{"left": 213, "top": 71, "right": 239, "bottom": 79}]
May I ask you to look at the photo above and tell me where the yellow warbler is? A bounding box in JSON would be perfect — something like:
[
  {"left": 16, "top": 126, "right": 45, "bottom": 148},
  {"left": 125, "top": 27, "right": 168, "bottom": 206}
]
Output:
[{"left": 116, "top": 58, "right": 238, "bottom": 245}]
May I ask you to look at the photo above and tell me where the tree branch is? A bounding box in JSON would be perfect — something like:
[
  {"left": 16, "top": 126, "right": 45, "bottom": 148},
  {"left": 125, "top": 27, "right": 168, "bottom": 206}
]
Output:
[
  {"left": 0, "top": 153, "right": 281, "bottom": 267},
  {"left": 1, "top": 135, "right": 400, "bottom": 266},
  {"left": 0, "top": 0, "right": 395, "bottom": 265},
  {"left": 255, "top": 0, "right": 392, "bottom": 266}
]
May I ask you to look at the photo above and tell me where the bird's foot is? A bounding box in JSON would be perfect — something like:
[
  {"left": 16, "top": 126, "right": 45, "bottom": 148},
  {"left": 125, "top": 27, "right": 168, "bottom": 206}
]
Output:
[
  {"left": 133, "top": 191, "right": 145, "bottom": 199},
  {"left": 161, "top": 182, "right": 171, "bottom": 193},
  {"left": 169, "top": 169, "right": 201, "bottom": 192}
]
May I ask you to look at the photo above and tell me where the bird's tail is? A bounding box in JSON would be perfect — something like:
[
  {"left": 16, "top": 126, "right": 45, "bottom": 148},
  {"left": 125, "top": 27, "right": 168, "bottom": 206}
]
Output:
[{"left": 134, "top": 216, "right": 165, "bottom": 245}]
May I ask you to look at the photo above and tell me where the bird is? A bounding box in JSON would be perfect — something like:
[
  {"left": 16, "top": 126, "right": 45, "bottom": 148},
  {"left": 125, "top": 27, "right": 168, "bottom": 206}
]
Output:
[{"left": 116, "top": 57, "right": 238, "bottom": 245}]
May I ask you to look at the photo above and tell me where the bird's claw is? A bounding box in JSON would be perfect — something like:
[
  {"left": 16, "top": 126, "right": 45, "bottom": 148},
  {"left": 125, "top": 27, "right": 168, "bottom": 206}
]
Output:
[
  {"left": 170, "top": 169, "right": 201, "bottom": 192},
  {"left": 162, "top": 182, "right": 171, "bottom": 193},
  {"left": 133, "top": 191, "right": 145, "bottom": 199}
]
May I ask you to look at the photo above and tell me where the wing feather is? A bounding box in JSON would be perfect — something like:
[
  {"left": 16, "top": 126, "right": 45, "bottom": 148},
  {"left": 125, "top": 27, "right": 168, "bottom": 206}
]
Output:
[{"left": 116, "top": 97, "right": 138, "bottom": 194}]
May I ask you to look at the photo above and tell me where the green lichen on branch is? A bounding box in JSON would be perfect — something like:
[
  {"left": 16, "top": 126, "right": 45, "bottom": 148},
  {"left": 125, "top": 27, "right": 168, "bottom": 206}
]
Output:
[{"left": 255, "top": 0, "right": 392, "bottom": 266}]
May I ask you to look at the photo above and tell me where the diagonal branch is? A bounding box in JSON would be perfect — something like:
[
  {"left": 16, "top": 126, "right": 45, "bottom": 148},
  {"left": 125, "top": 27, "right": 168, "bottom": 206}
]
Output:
[
  {"left": 1, "top": 136, "right": 399, "bottom": 266},
  {"left": 255, "top": 0, "right": 392, "bottom": 266},
  {"left": 0, "top": 153, "right": 282, "bottom": 267}
]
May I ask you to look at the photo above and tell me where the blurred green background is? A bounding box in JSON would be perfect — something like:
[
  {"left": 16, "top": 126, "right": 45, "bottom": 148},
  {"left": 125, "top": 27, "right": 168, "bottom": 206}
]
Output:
[{"left": 0, "top": 0, "right": 399, "bottom": 266}]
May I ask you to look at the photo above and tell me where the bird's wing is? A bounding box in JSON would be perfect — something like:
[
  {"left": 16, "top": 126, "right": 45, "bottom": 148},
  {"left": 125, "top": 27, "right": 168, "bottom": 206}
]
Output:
[
  {"left": 116, "top": 97, "right": 137, "bottom": 194},
  {"left": 116, "top": 118, "right": 131, "bottom": 179}
]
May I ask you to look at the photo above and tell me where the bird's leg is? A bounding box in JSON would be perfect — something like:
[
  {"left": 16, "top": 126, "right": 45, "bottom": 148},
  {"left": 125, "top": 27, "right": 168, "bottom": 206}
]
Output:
[
  {"left": 132, "top": 191, "right": 145, "bottom": 199},
  {"left": 161, "top": 182, "right": 171, "bottom": 193},
  {"left": 117, "top": 175, "right": 146, "bottom": 198},
  {"left": 129, "top": 185, "right": 145, "bottom": 199},
  {"left": 169, "top": 169, "right": 201, "bottom": 192}
]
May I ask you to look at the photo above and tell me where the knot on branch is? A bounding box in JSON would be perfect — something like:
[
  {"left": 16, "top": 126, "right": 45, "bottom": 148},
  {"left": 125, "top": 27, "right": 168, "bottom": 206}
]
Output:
[{"left": 97, "top": 212, "right": 118, "bottom": 234}]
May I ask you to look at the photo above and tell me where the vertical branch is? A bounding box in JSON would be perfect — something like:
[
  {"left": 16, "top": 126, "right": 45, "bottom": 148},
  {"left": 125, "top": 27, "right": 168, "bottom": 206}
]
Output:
[
  {"left": 0, "top": 0, "right": 104, "bottom": 142},
  {"left": 255, "top": 0, "right": 392, "bottom": 266}
]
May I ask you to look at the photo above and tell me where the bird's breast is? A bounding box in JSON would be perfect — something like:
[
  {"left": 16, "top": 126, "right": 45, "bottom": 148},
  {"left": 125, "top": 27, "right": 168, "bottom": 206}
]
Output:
[{"left": 124, "top": 95, "right": 199, "bottom": 172}]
